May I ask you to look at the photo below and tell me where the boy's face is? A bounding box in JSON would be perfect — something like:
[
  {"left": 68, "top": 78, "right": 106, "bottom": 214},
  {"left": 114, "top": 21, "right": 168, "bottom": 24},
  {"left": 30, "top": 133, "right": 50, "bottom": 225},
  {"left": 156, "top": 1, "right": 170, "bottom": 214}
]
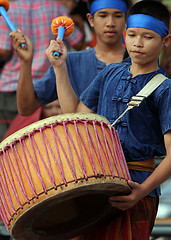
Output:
[
  {"left": 87, "top": 8, "right": 126, "bottom": 46},
  {"left": 125, "top": 27, "right": 164, "bottom": 66}
]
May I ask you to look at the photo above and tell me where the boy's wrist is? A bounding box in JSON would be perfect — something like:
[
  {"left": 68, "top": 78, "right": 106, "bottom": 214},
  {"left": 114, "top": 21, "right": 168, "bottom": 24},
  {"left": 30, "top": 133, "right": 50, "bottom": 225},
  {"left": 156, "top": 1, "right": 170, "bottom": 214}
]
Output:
[
  {"left": 20, "top": 59, "right": 32, "bottom": 68},
  {"left": 53, "top": 61, "right": 67, "bottom": 71}
]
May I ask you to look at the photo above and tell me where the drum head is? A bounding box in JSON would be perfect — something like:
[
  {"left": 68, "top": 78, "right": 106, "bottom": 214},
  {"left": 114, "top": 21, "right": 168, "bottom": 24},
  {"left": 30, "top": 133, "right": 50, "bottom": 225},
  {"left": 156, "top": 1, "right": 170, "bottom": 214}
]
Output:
[{"left": 12, "top": 180, "right": 130, "bottom": 240}]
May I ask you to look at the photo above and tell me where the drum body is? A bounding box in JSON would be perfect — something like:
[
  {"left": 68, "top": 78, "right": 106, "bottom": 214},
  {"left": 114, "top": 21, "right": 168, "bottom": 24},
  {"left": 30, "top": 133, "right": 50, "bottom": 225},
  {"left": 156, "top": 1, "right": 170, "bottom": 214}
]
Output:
[{"left": 0, "top": 113, "right": 131, "bottom": 240}]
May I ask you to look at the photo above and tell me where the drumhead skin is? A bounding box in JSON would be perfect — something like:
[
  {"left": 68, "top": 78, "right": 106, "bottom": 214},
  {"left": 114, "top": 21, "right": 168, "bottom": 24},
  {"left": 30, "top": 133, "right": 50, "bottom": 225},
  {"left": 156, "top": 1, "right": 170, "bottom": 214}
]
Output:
[{"left": 0, "top": 113, "right": 131, "bottom": 240}]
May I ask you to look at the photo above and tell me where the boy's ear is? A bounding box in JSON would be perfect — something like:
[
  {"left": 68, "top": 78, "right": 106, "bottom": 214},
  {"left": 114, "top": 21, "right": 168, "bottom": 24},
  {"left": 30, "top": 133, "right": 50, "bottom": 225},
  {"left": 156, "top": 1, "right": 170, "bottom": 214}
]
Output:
[
  {"left": 86, "top": 13, "right": 94, "bottom": 28},
  {"left": 163, "top": 34, "right": 171, "bottom": 47}
]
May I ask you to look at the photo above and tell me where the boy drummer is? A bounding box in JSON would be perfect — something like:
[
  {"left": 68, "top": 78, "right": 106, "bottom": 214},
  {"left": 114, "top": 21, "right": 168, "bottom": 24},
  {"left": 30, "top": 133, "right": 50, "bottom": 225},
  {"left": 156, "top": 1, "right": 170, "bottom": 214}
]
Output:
[{"left": 46, "top": 1, "right": 171, "bottom": 239}]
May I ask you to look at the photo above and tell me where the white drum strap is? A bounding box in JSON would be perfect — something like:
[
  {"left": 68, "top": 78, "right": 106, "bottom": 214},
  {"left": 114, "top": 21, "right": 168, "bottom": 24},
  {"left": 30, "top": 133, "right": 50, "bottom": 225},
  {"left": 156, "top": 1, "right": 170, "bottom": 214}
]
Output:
[{"left": 111, "top": 73, "right": 167, "bottom": 126}]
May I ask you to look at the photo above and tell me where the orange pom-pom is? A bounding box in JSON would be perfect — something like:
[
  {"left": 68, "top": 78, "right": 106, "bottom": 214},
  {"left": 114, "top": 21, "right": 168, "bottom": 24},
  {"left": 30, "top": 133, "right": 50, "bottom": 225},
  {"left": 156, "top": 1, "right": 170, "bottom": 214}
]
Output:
[
  {"left": 51, "top": 16, "right": 74, "bottom": 38},
  {"left": 0, "top": 0, "right": 9, "bottom": 12}
]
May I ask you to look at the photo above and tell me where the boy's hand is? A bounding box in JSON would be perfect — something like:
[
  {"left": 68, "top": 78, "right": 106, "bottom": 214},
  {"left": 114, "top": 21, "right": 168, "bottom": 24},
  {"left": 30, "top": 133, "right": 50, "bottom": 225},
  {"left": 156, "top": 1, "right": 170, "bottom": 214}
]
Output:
[
  {"left": 109, "top": 180, "right": 145, "bottom": 210},
  {"left": 10, "top": 30, "right": 33, "bottom": 63},
  {"left": 45, "top": 37, "right": 67, "bottom": 67}
]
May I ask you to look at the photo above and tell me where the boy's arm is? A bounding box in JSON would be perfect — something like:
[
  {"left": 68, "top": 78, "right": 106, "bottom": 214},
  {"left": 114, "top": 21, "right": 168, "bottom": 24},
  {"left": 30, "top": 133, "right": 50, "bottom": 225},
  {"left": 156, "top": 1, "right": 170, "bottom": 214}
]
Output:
[
  {"left": 109, "top": 130, "right": 171, "bottom": 210},
  {"left": 10, "top": 30, "right": 41, "bottom": 116},
  {"left": 46, "top": 37, "right": 93, "bottom": 114}
]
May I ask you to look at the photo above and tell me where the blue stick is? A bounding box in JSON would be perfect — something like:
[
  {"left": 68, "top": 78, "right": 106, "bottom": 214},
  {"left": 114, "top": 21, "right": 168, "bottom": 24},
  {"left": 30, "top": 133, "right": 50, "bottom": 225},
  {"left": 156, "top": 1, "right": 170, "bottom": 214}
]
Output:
[
  {"left": 53, "top": 26, "right": 65, "bottom": 59},
  {"left": 0, "top": 6, "right": 27, "bottom": 49}
]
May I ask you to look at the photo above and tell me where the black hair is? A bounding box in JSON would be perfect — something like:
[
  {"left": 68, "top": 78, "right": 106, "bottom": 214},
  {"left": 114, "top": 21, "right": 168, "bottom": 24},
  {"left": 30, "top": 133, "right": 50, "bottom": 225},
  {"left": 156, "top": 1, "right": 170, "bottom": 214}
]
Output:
[
  {"left": 87, "top": 0, "right": 132, "bottom": 13},
  {"left": 127, "top": 0, "right": 170, "bottom": 28}
]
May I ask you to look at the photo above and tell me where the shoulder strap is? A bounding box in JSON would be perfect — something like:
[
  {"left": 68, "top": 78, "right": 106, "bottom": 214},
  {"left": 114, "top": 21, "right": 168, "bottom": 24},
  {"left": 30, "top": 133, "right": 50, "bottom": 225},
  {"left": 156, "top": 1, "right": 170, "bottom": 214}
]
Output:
[{"left": 111, "top": 73, "right": 167, "bottom": 126}]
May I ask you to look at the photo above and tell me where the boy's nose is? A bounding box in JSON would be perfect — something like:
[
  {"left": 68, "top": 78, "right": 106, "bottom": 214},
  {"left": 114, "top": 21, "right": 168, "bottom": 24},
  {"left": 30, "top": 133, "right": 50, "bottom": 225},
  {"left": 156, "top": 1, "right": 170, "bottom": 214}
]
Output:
[
  {"left": 134, "top": 37, "right": 143, "bottom": 47},
  {"left": 106, "top": 16, "right": 115, "bottom": 27}
]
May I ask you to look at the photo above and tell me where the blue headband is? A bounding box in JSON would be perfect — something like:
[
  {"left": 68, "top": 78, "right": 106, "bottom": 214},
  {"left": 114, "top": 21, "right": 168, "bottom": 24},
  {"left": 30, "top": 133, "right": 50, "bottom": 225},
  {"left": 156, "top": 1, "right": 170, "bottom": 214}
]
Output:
[
  {"left": 90, "top": 0, "right": 128, "bottom": 15},
  {"left": 127, "top": 14, "right": 168, "bottom": 37}
]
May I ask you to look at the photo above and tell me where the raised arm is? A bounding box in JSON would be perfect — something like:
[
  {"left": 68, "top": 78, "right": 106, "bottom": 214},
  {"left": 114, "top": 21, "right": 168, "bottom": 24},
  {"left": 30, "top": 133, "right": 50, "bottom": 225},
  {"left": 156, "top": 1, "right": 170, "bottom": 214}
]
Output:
[
  {"left": 45, "top": 37, "right": 92, "bottom": 114},
  {"left": 10, "top": 30, "right": 41, "bottom": 116}
]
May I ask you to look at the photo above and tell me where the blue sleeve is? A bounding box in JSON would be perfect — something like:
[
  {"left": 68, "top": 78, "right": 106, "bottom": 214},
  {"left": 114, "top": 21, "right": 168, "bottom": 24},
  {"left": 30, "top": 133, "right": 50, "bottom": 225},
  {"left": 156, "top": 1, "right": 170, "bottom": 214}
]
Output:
[
  {"left": 66, "top": 49, "right": 98, "bottom": 98},
  {"left": 157, "top": 80, "right": 171, "bottom": 134},
  {"left": 80, "top": 69, "right": 106, "bottom": 112},
  {"left": 34, "top": 66, "right": 57, "bottom": 106}
]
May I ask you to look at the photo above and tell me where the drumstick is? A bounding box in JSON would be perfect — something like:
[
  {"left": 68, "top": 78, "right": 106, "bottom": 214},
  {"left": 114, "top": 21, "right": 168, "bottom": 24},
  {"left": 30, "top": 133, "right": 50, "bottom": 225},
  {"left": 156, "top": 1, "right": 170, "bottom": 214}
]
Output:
[
  {"left": 0, "top": 0, "right": 27, "bottom": 49},
  {"left": 51, "top": 16, "right": 74, "bottom": 59}
]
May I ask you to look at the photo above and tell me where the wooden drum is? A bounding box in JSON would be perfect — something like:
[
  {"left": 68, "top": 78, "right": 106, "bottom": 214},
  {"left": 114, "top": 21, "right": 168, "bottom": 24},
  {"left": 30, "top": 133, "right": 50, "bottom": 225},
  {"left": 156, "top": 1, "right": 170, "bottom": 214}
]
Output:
[{"left": 0, "top": 113, "right": 131, "bottom": 240}]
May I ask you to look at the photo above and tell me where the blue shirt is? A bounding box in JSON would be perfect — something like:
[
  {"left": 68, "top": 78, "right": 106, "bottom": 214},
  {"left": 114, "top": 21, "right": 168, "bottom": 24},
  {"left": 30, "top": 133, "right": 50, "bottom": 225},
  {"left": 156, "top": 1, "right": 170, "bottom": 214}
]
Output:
[
  {"left": 34, "top": 48, "right": 106, "bottom": 105},
  {"left": 80, "top": 61, "right": 171, "bottom": 197}
]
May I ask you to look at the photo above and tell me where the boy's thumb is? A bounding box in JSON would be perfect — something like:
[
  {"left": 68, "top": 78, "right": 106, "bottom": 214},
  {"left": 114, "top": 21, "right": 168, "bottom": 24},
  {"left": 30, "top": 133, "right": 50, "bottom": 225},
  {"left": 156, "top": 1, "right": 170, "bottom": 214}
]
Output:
[
  {"left": 128, "top": 180, "right": 136, "bottom": 188},
  {"left": 56, "top": 37, "right": 63, "bottom": 44}
]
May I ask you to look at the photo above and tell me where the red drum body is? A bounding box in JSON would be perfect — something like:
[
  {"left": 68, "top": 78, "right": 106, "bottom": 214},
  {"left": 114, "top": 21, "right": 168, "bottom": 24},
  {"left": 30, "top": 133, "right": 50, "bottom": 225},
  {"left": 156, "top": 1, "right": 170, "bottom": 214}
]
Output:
[{"left": 0, "top": 113, "right": 131, "bottom": 240}]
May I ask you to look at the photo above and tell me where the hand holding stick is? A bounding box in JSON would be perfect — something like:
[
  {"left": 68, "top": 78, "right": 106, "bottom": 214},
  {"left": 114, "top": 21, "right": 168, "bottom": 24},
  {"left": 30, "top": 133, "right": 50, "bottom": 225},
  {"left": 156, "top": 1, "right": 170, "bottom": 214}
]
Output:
[
  {"left": 51, "top": 16, "right": 74, "bottom": 59},
  {"left": 0, "top": 0, "right": 27, "bottom": 49}
]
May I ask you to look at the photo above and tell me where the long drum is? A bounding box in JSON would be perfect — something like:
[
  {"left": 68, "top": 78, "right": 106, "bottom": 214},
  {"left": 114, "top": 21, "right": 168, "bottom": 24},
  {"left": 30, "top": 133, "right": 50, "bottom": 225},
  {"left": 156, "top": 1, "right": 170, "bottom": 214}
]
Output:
[{"left": 0, "top": 113, "right": 131, "bottom": 240}]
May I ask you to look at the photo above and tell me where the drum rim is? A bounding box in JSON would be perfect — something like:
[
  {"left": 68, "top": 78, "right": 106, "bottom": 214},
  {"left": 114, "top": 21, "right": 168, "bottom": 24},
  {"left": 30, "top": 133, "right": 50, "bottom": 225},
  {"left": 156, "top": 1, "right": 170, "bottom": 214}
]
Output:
[
  {"left": 10, "top": 179, "right": 130, "bottom": 240},
  {"left": 0, "top": 112, "right": 110, "bottom": 149}
]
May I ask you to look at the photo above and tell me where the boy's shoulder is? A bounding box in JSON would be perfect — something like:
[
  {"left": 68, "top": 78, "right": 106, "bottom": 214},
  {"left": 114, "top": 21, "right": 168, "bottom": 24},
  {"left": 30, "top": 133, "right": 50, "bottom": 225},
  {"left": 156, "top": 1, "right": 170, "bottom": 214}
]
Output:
[
  {"left": 156, "top": 77, "right": 171, "bottom": 92},
  {"left": 68, "top": 48, "right": 95, "bottom": 57},
  {"left": 67, "top": 48, "right": 96, "bottom": 65}
]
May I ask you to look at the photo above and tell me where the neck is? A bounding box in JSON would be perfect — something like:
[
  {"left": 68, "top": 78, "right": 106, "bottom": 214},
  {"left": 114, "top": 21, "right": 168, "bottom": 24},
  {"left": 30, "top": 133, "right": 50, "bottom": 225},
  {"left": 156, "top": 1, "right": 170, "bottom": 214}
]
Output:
[
  {"left": 95, "top": 38, "right": 125, "bottom": 65},
  {"left": 130, "top": 61, "right": 159, "bottom": 78}
]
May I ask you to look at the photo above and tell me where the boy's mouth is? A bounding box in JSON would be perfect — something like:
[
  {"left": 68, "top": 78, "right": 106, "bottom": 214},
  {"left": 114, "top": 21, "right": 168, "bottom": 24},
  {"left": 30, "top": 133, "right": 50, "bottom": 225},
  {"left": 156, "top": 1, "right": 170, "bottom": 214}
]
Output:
[
  {"left": 131, "top": 50, "right": 145, "bottom": 56},
  {"left": 104, "top": 31, "right": 116, "bottom": 36}
]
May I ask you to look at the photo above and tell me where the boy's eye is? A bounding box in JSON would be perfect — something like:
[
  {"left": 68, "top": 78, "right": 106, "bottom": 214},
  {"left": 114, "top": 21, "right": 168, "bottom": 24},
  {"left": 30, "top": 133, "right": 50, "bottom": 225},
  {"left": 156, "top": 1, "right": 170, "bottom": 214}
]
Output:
[
  {"left": 115, "top": 14, "right": 122, "bottom": 18},
  {"left": 128, "top": 34, "right": 135, "bottom": 37},
  {"left": 99, "top": 14, "right": 106, "bottom": 18},
  {"left": 144, "top": 36, "right": 153, "bottom": 39}
]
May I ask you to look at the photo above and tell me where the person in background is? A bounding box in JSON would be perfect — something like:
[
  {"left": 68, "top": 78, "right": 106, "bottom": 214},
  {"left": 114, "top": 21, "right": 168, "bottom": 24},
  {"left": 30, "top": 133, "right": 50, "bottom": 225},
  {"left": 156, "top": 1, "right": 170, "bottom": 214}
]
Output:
[
  {"left": 2, "top": 100, "right": 62, "bottom": 140},
  {"left": 10, "top": 0, "right": 132, "bottom": 117},
  {"left": 61, "top": 0, "right": 96, "bottom": 49},
  {"left": 41, "top": 99, "right": 62, "bottom": 119},
  {"left": 0, "top": 0, "right": 83, "bottom": 142}
]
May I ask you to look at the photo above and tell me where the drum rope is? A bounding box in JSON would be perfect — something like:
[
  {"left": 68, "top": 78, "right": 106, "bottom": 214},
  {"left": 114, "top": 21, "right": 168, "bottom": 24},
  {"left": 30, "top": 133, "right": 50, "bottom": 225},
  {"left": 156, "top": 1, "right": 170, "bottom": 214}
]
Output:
[
  {"left": 29, "top": 135, "right": 53, "bottom": 193},
  {"left": 1, "top": 151, "right": 17, "bottom": 213},
  {"left": 10, "top": 145, "right": 29, "bottom": 202},
  {"left": 0, "top": 200, "right": 9, "bottom": 230},
  {"left": 13, "top": 144, "right": 33, "bottom": 201},
  {"left": 112, "top": 128, "right": 131, "bottom": 180},
  {"left": 100, "top": 122, "right": 116, "bottom": 178},
  {"left": 5, "top": 150, "right": 24, "bottom": 208},
  {"left": 0, "top": 159, "right": 13, "bottom": 219},
  {"left": 53, "top": 125, "right": 73, "bottom": 185},
  {"left": 84, "top": 120, "right": 98, "bottom": 176},
  {"left": 19, "top": 139, "right": 38, "bottom": 198},
  {"left": 74, "top": 120, "right": 88, "bottom": 179},
  {"left": 51, "top": 125, "right": 67, "bottom": 186},
  {"left": 63, "top": 122, "right": 78, "bottom": 182},
  {"left": 101, "top": 123, "right": 119, "bottom": 178},
  {"left": 40, "top": 129, "right": 57, "bottom": 190},
  {"left": 93, "top": 121, "right": 106, "bottom": 177},
  {"left": 28, "top": 134, "right": 48, "bottom": 192}
]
